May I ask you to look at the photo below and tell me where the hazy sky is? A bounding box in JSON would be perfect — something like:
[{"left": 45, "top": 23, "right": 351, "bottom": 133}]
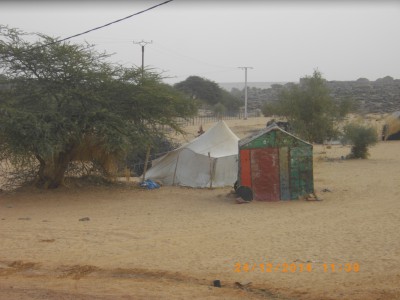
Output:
[{"left": 1, "top": 0, "right": 399, "bottom": 85}]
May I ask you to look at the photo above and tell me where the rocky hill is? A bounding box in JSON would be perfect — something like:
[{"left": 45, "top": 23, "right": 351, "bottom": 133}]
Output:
[
  {"left": 239, "top": 76, "right": 400, "bottom": 113},
  {"left": 325, "top": 77, "right": 400, "bottom": 113}
]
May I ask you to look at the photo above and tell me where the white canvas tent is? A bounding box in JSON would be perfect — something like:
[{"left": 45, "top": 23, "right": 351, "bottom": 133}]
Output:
[{"left": 145, "top": 121, "right": 239, "bottom": 188}]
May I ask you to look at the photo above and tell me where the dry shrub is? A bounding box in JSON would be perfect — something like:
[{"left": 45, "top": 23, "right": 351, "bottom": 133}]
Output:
[
  {"left": 383, "top": 113, "right": 400, "bottom": 140},
  {"left": 342, "top": 123, "right": 378, "bottom": 159}
]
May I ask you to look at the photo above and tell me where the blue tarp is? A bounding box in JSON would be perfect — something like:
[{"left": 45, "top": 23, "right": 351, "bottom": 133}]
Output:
[{"left": 140, "top": 179, "right": 160, "bottom": 190}]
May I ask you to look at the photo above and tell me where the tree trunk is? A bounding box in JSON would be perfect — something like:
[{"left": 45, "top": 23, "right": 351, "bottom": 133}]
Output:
[{"left": 35, "top": 153, "right": 71, "bottom": 189}]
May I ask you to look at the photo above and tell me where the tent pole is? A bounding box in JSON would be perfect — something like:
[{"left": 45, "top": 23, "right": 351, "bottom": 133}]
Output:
[
  {"left": 172, "top": 153, "right": 180, "bottom": 186},
  {"left": 208, "top": 152, "right": 213, "bottom": 189},
  {"left": 142, "top": 146, "right": 151, "bottom": 182}
]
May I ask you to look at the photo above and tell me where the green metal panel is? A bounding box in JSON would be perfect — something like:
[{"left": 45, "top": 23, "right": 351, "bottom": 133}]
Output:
[
  {"left": 276, "top": 131, "right": 295, "bottom": 147},
  {"left": 240, "top": 131, "right": 276, "bottom": 149},
  {"left": 240, "top": 130, "right": 311, "bottom": 150},
  {"left": 289, "top": 146, "right": 314, "bottom": 199},
  {"left": 279, "top": 147, "right": 290, "bottom": 200},
  {"left": 275, "top": 131, "right": 305, "bottom": 148}
]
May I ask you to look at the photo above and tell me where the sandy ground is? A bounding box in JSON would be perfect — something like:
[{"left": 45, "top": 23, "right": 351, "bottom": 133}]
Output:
[{"left": 1, "top": 117, "right": 400, "bottom": 299}]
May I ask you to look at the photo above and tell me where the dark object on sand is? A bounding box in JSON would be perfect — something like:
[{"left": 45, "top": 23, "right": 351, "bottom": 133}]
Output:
[
  {"left": 213, "top": 280, "right": 221, "bottom": 287},
  {"left": 236, "top": 186, "right": 253, "bottom": 202}
]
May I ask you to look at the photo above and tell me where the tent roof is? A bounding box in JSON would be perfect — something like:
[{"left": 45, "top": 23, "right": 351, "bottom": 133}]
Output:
[
  {"left": 239, "top": 123, "right": 312, "bottom": 147},
  {"left": 145, "top": 120, "right": 239, "bottom": 187},
  {"left": 181, "top": 120, "right": 239, "bottom": 158}
]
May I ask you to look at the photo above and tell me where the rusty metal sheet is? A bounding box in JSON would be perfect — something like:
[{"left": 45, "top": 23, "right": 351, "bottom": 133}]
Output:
[
  {"left": 239, "top": 149, "right": 252, "bottom": 188},
  {"left": 251, "top": 148, "right": 280, "bottom": 201}
]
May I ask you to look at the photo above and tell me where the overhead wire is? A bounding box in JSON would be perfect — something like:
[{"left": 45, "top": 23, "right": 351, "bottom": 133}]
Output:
[
  {"left": 150, "top": 41, "right": 237, "bottom": 70},
  {"left": 26, "top": 0, "right": 173, "bottom": 51},
  {"left": 146, "top": 41, "right": 240, "bottom": 82}
]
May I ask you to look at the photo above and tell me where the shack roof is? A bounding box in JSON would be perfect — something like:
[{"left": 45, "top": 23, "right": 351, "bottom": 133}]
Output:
[{"left": 239, "top": 123, "right": 312, "bottom": 148}]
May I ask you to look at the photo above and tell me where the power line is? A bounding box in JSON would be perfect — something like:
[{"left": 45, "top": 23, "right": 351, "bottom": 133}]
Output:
[
  {"left": 150, "top": 41, "right": 237, "bottom": 70},
  {"left": 27, "top": 0, "right": 173, "bottom": 51}
]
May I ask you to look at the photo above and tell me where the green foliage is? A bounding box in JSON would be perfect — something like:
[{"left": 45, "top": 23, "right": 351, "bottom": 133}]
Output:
[
  {"left": 174, "top": 76, "right": 221, "bottom": 104},
  {"left": 342, "top": 123, "right": 378, "bottom": 159},
  {"left": 212, "top": 102, "right": 226, "bottom": 117},
  {"left": 229, "top": 87, "right": 243, "bottom": 99},
  {"left": 220, "top": 89, "right": 242, "bottom": 113},
  {"left": 262, "top": 70, "right": 343, "bottom": 143},
  {"left": 0, "top": 26, "right": 196, "bottom": 188},
  {"left": 261, "top": 102, "right": 278, "bottom": 117},
  {"left": 125, "top": 136, "right": 179, "bottom": 176},
  {"left": 337, "top": 97, "right": 358, "bottom": 118},
  {"left": 174, "top": 76, "right": 242, "bottom": 113}
]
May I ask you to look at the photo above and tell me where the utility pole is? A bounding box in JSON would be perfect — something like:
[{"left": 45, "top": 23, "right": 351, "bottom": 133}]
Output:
[
  {"left": 238, "top": 66, "right": 253, "bottom": 120},
  {"left": 133, "top": 40, "right": 153, "bottom": 78},
  {"left": 133, "top": 40, "right": 152, "bottom": 182}
]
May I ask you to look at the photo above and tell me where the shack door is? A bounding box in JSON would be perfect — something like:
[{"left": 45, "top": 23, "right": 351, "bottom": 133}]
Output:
[{"left": 250, "top": 148, "right": 280, "bottom": 201}]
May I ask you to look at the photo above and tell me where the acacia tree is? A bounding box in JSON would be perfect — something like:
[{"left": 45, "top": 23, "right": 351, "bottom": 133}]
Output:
[
  {"left": 174, "top": 76, "right": 222, "bottom": 104},
  {"left": 174, "top": 76, "right": 242, "bottom": 113},
  {"left": 262, "top": 70, "right": 348, "bottom": 143},
  {"left": 0, "top": 26, "right": 196, "bottom": 188}
]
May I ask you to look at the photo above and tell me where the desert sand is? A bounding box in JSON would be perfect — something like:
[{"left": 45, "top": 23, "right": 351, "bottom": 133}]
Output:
[{"left": 0, "top": 117, "right": 399, "bottom": 299}]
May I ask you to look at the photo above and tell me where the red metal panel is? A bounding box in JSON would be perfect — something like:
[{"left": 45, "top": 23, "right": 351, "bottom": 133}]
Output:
[
  {"left": 251, "top": 148, "right": 280, "bottom": 201},
  {"left": 240, "top": 149, "right": 252, "bottom": 187}
]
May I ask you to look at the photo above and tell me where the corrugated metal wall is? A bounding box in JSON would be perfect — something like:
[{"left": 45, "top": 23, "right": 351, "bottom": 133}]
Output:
[
  {"left": 279, "top": 147, "right": 291, "bottom": 200},
  {"left": 239, "top": 129, "right": 313, "bottom": 201},
  {"left": 239, "top": 149, "right": 252, "bottom": 187},
  {"left": 289, "top": 146, "right": 314, "bottom": 199},
  {"left": 251, "top": 148, "right": 280, "bottom": 201}
]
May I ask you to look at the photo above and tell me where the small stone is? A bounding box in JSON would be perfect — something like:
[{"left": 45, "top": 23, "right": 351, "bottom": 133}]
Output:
[
  {"left": 79, "top": 217, "right": 90, "bottom": 222},
  {"left": 213, "top": 280, "right": 221, "bottom": 288}
]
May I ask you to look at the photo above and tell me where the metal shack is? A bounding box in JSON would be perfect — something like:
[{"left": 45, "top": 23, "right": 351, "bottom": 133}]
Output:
[{"left": 238, "top": 124, "right": 314, "bottom": 201}]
